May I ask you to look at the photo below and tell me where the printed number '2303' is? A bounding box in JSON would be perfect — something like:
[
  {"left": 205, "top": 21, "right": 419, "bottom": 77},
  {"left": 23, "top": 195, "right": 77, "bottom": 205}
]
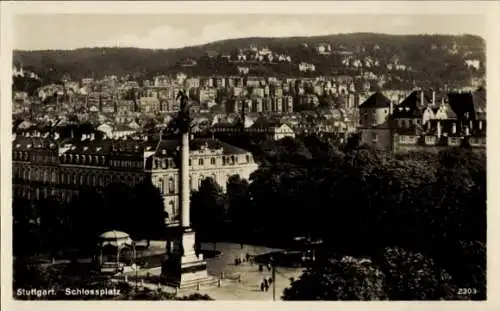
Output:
[{"left": 457, "top": 288, "right": 478, "bottom": 295}]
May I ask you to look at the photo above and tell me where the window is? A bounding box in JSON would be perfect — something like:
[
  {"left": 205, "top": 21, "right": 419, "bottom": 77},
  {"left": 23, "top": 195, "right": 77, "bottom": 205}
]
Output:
[
  {"left": 246, "top": 155, "right": 250, "bottom": 163},
  {"left": 371, "top": 132, "right": 378, "bottom": 142},
  {"left": 199, "top": 158, "right": 204, "bottom": 166},
  {"left": 168, "top": 178, "right": 175, "bottom": 194},
  {"left": 189, "top": 159, "right": 192, "bottom": 166},
  {"left": 169, "top": 201, "right": 176, "bottom": 219},
  {"left": 210, "top": 157, "right": 216, "bottom": 165},
  {"left": 158, "top": 178, "right": 164, "bottom": 194}
]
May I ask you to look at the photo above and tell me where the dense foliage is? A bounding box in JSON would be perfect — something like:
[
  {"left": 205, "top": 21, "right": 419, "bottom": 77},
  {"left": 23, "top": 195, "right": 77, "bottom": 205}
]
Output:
[
  {"left": 190, "top": 135, "right": 486, "bottom": 300},
  {"left": 13, "top": 180, "right": 166, "bottom": 258}
]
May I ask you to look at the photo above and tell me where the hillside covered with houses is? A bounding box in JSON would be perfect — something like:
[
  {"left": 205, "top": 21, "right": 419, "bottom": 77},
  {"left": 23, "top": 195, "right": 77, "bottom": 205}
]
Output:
[{"left": 13, "top": 33, "right": 485, "bottom": 91}]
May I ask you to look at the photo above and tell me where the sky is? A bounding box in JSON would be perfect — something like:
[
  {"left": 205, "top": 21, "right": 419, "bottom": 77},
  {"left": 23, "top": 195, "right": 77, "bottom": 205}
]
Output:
[{"left": 14, "top": 14, "right": 486, "bottom": 51}]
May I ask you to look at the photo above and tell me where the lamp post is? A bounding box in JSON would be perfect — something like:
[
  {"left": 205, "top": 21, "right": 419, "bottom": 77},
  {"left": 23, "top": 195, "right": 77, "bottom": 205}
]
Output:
[
  {"left": 270, "top": 256, "right": 276, "bottom": 301},
  {"left": 133, "top": 242, "right": 138, "bottom": 292}
]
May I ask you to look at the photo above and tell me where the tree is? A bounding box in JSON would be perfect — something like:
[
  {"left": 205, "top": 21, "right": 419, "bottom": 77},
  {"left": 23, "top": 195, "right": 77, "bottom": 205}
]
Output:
[
  {"left": 226, "top": 175, "right": 251, "bottom": 232},
  {"left": 132, "top": 180, "right": 167, "bottom": 245},
  {"left": 191, "top": 177, "right": 226, "bottom": 242},
  {"left": 435, "top": 240, "right": 486, "bottom": 300},
  {"left": 374, "top": 247, "right": 458, "bottom": 300},
  {"left": 69, "top": 187, "right": 107, "bottom": 255},
  {"left": 13, "top": 198, "right": 42, "bottom": 257},
  {"left": 433, "top": 148, "right": 486, "bottom": 245},
  {"left": 282, "top": 256, "right": 387, "bottom": 300},
  {"left": 38, "top": 196, "right": 69, "bottom": 259},
  {"left": 103, "top": 182, "right": 136, "bottom": 233}
]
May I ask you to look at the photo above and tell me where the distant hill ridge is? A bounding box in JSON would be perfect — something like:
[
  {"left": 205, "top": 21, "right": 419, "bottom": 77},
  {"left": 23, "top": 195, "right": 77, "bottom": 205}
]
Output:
[{"left": 13, "top": 33, "right": 485, "bottom": 87}]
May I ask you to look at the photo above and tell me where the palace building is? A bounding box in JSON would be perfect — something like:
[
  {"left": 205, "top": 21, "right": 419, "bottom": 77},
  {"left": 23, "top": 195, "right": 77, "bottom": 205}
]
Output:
[{"left": 12, "top": 132, "right": 258, "bottom": 226}]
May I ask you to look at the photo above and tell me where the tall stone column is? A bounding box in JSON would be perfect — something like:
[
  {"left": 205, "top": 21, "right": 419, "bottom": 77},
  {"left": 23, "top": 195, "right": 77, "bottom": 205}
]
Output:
[
  {"left": 180, "top": 132, "right": 190, "bottom": 228},
  {"left": 161, "top": 90, "right": 209, "bottom": 288}
]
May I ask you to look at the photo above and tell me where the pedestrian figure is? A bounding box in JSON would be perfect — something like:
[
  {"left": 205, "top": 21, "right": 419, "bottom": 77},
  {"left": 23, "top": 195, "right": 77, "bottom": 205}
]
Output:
[
  {"left": 264, "top": 283, "right": 269, "bottom": 292},
  {"left": 259, "top": 264, "right": 263, "bottom": 272},
  {"left": 267, "top": 264, "right": 272, "bottom": 272},
  {"left": 263, "top": 278, "right": 269, "bottom": 288},
  {"left": 268, "top": 277, "right": 273, "bottom": 285},
  {"left": 260, "top": 282, "right": 265, "bottom": 292},
  {"left": 235, "top": 258, "right": 239, "bottom": 266},
  {"left": 245, "top": 253, "right": 250, "bottom": 261},
  {"left": 241, "top": 243, "right": 244, "bottom": 249}
]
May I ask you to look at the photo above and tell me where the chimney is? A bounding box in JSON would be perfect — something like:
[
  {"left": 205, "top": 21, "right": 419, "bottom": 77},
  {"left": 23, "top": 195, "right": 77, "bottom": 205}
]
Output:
[
  {"left": 432, "top": 91, "right": 436, "bottom": 105},
  {"left": 390, "top": 100, "right": 394, "bottom": 115},
  {"left": 437, "top": 121, "right": 442, "bottom": 138},
  {"left": 420, "top": 90, "right": 425, "bottom": 106}
]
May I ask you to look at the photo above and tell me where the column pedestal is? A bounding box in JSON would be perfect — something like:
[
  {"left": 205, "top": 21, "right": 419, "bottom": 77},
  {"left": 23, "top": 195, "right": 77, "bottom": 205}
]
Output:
[{"left": 161, "top": 228, "right": 210, "bottom": 288}]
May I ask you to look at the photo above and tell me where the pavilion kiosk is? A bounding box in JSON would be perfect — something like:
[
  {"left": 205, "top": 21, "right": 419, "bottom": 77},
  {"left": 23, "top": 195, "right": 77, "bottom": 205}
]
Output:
[
  {"left": 161, "top": 91, "right": 210, "bottom": 288},
  {"left": 97, "top": 230, "right": 136, "bottom": 274}
]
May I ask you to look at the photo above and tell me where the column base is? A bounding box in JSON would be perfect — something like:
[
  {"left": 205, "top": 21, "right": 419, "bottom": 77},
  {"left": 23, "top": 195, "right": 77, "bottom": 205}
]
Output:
[{"left": 161, "top": 229, "right": 211, "bottom": 288}]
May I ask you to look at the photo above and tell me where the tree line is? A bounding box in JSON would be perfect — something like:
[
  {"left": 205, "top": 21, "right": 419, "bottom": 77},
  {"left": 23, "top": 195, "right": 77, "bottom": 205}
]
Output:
[{"left": 188, "top": 134, "right": 486, "bottom": 300}]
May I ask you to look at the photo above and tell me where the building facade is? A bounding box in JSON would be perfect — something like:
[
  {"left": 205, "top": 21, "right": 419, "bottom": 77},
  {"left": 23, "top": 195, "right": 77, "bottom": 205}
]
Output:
[{"left": 12, "top": 134, "right": 258, "bottom": 226}]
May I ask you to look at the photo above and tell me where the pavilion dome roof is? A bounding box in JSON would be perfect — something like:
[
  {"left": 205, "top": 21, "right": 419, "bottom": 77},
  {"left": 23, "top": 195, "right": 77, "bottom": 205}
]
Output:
[{"left": 99, "top": 230, "right": 130, "bottom": 240}]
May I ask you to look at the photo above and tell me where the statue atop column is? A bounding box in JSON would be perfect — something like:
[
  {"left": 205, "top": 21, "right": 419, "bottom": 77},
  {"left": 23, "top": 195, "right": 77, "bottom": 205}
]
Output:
[{"left": 175, "top": 90, "right": 192, "bottom": 134}]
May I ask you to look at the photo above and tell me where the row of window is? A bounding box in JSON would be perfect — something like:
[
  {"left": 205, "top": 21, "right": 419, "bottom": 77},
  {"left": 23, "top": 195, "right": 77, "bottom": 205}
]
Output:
[
  {"left": 153, "top": 155, "right": 251, "bottom": 170},
  {"left": 13, "top": 169, "right": 58, "bottom": 183},
  {"left": 13, "top": 151, "right": 53, "bottom": 162},
  {"left": 61, "top": 154, "right": 107, "bottom": 166},
  {"left": 110, "top": 160, "right": 143, "bottom": 169},
  {"left": 14, "top": 167, "right": 139, "bottom": 187}
]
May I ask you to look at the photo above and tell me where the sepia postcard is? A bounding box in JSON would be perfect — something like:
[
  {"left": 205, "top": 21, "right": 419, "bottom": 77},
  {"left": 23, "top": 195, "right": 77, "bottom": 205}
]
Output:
[{"left": 1, "top": 1, "right": 499, "bottom": 310}]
